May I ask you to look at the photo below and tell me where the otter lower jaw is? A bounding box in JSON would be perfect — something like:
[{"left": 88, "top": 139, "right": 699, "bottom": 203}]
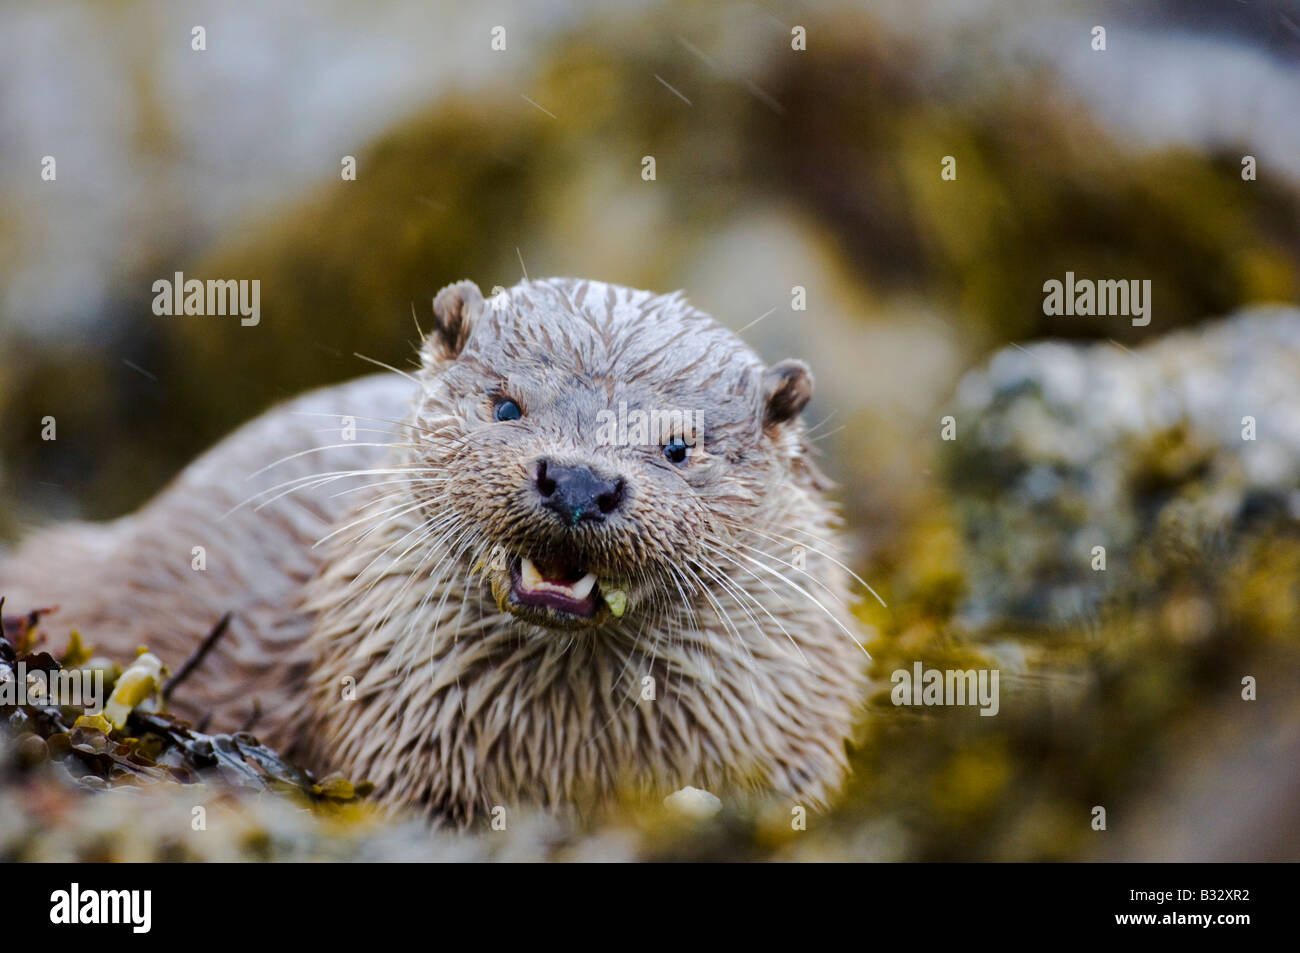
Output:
[{"left": 491, "top": 554, "right": 617, "bottom": 630}]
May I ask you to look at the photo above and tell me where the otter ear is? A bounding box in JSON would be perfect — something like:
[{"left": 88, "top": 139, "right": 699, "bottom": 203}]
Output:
[
  {"left": 425, "top": 280, "right": 483, "bottom": 361},
  {"left": 762, "top": 359, "right": 813, "bottom": 428}
]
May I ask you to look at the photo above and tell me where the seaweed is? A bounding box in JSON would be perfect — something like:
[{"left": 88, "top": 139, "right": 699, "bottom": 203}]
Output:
[{"left": 0, "top": 601, "right": 371, "bottom": 805}]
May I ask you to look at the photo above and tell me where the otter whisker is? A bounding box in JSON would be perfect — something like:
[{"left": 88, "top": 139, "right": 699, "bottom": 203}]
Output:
[
  {"left": 351, "top": 510, "right": 466, "bottom": 598},
  {"left": 801, "top": 408, "right": 839, "bottom": 438},
  {"left": 308, "top": 426, "right": 432, "bottom": 443},
  {"left": 394, "top": 530, "right": 486, "bottom": 684},
  {"left": 806, "top": 425, "right": 846, "bottom": 444},
  {"left": 325, "top": 476, "right": 450, "bottom": 502},
  {"left": 715, "top": 515, "right": 844, "bottom": 554},
  {"left": 225, "top": 466, "right": 431, "bottom": 518},
  {"left": 670, "top": 562, "right": 739, "bottom": 686},
  {"left": 247, "top": 441, "right": 413, "bottom": 481},
  {"left": 352, "top": 351, "right": 425, "bottom": 388},
  {"left": 723, "top": 547, "right": 870, "bottom": 657},
  {"left": 342, "top": 515, "right": 474, "bottom": 666},
  {"left": 328, "top": 507, "right": 465, "bottom": 617},
  {"left": 700, "top": 556, "right": 808, "bottom": 664},
  {"left": 377, "top": 513, "right": 479, "bottom": 623},
  {"left": 313, "top": 493, "right": 444, "bottom": 550},
  {"left": 686, "top": 556, "right": 770, "bottom": 653},
  {"left": 338, "top": 485, "right": 451, "bottom": 528},
  {"left": 696, "top": 541, "right": 810, "bottom": 665},
  {"left": 420, "top": 536, "right": 491, "bottom": 661},
  {"left": 290, "top": 408, "right": 444, "bottom": 440},
  {"left": 715, "top": 537, "right": 850, "bottom": 609},
  {"left": 719, "top": 520, "right": 888, "bottom": 609},
  {"left": 249, "top": 462, "right": 428, "bottom": 510}
]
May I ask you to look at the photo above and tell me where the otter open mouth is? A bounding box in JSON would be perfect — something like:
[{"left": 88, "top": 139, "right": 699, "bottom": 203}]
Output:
[
  {"left": 511, "top": 556, "right": 601, "bottom": 618},
  {"left": 488, "top": 554, "right": 629, "bottom": 629}
]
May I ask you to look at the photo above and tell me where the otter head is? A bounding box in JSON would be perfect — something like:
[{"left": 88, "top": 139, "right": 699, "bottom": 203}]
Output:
[{"left": 412, "top": 277, "right": 816, "bottom": 634}]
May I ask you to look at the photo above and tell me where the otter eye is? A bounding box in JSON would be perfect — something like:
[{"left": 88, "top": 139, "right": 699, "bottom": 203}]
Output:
[
  {"left": 493, "top": 399, "right": 522, "bottom": 422},
  {"left": 663, "top": 437, "right": 689, "bottom": 465}
]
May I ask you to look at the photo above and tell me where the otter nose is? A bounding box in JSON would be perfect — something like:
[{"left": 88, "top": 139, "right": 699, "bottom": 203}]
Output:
[{"left": 534, "top": 459, "right": 624, "bottom": 526}]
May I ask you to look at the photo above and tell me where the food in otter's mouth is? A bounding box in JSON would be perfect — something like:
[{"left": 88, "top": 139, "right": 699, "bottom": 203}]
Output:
[{"left": 510, "top": 555, "right": 603, "bottom": 618}]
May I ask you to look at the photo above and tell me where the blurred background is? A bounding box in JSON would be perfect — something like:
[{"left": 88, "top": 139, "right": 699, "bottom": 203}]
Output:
[{"left": 2, "top": 0, "right": 1299, "bottom": 860}]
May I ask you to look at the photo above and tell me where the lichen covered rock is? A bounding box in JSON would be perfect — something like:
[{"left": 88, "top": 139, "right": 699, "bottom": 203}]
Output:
[{"left": 946, "top": 306, "right": 1300, "bottom": 625}]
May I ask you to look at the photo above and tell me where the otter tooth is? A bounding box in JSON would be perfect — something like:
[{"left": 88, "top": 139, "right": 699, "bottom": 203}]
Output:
[
  {"left": 519, "top": 560, "right": 596, "bottom": 600},
  {"left": 520, "top": 557, "right": 543, "bottom": 591},
  {"left": 569, "top": 572, "right": 597, "bottom": 600}
]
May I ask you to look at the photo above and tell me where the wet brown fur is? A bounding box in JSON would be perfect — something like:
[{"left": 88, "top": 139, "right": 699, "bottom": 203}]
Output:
[{"left": 0, "top": 278, "right": 868, "bottom": 824}]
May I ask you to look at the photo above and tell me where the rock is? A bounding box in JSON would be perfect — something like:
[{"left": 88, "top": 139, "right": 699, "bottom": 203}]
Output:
[
  {"left": 663, "top": 786, "right": 723, "bottom": 820},
  {"left": 946, "top": 306, "right": 1300, "bottom": 625}
]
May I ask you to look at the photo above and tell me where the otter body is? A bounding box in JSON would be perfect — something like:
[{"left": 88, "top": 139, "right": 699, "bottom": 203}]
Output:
[{"left": 1, "top": 278, "right": 867, "bottom": 823}]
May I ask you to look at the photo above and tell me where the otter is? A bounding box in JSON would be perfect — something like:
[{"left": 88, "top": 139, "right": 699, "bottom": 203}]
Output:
[{"left": 0, "top": 278, "right": 868, "bottom": 823}]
